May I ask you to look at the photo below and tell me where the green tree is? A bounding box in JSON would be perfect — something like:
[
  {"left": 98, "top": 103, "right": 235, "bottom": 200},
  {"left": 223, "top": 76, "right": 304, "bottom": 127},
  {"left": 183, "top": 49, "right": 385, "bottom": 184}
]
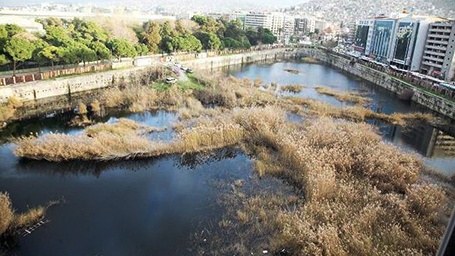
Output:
[
  {"left": 59, "top": 46, "right": 78, "bottom": 65},
  {"left": 89, "top": 41, "right": 112, "bottom": 60},
  {"left": 77, "top": 45, "right": 97, "bottom": 66},
  {"left": 262, "top": 28, "right": 277, "bottom": 44},
  {"left": 107, "top": 38, "right": 137, "bottom": 59},
  {"left": 160, "top": 36, "right": 174, "bottom": 53},
  {"left": 142, "top": 21, "right": 161, "bottom": 53},
  {"left": 135, "top": 44, "right": 149, "bottom": 56},
  {"left": 32, "top": 39, "right": 50, "bottom": 71},
  {"left": 160, "top": 21, "right": 177, "bottom": 38},
  {"left": 0, "top": 54, "right": 9, "bottom": 65},
  {"left": 39, "top": 45, "right": 61, "bottom": 68},
  {"left": 194, "top": 31, "right": 221, "bottom": 50},
  {"left": 172, "top": 34, "right": 202, "bottom": 52},
  {"left": 45, "top": 25, "right": 74, "bottom": 47},
  {"left": 191, "top": 15, "right": 208, "bottom": 26},
  {"left": 72, "top": 18, "right": 109, "bottom": 44},
  {"left": 5, "top": 36, "right": 35, "bottom": 75}
]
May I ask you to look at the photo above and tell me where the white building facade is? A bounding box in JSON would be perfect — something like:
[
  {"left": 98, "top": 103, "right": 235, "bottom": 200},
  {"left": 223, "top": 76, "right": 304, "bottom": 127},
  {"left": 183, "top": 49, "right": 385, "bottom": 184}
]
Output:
[{"left": 420, "top": 20, "right": 455, "bottom": 81}]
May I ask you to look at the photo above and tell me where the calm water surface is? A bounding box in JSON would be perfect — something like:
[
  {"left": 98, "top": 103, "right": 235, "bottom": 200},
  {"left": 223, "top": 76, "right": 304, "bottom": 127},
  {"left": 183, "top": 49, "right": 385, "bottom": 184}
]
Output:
[
  {"left": 0, "top": 61, "right": 454, "bottom": 255},
  {"left": 229, "top": 62, "right": 455, "bottom": 175}
]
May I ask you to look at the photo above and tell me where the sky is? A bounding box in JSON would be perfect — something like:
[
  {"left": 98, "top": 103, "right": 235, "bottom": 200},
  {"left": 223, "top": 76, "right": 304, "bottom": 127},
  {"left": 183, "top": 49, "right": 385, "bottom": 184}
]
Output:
[{"left": 1, "top": 0, "right": 307, "bottom": 8}]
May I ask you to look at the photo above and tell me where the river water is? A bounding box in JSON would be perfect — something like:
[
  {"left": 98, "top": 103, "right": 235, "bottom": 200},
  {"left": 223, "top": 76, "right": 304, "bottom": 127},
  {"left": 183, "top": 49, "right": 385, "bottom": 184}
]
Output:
[
  {"left": 229, "top": 61, "right": 455, "bottom": 175},
  {"left": 0, "top": 61, "right": 454, "bottom": 255}
]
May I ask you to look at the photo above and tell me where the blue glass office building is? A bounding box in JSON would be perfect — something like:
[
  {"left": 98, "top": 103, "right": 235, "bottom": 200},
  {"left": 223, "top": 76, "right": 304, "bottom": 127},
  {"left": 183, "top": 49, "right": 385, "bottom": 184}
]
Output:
[{"left": 370, "top": 19, "right": 396, "bottom": 62}]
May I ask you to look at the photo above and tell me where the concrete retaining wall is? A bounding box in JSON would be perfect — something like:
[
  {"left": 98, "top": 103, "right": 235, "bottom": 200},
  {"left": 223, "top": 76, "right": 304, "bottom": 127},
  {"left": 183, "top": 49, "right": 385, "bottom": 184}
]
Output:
[
  {"left": 0, "top": 67, "right": 147, "bottom": 102},
  {"left": 298, "top": 48, "right": 455, "bottom": 120},
  {"left": 1, "top": 47, "right": 453, "bottom": 120},
  {"left": 0, "top": 49, "right": 294, "bottom": 103},
  {"left": 182, "top": 49, "right": 297, "bottom": 70}
]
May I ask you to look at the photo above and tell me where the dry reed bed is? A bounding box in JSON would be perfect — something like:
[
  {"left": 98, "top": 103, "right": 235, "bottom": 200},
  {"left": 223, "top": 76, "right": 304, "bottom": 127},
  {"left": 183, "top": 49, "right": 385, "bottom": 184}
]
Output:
[
  {"left": 0, "top": 192, "right": 45, "bottom": 237},
  {"left": 280, "top": 84, "right": 304, "bottom": 93},
  {"left": 0, "top": 97, "right": 23, "bottom": 123},
  {"left": 315, "top": 86, "right": 371, "bottom": 104},
  {"left": 9, "top": 71, "right": 449, "bottom": 255},
  {"left": 11, "top": 105, "right": 451, "bottom": 255},
  {"left": 214, "top": 112, "right": 448, "bottom": 255},
  {"left": 286, "top": 97, "right": 433, "bottom": 126}
]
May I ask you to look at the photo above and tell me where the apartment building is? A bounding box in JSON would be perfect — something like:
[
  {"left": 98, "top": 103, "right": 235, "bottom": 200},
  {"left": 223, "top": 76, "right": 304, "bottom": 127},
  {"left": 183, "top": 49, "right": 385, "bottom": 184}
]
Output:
[
  {"left": 420, "top": 20, "right": 455, "bottom": 81},
  {"left": 389, "top": 16, "right": 439, "bottom": 71},
  {"left": 294, "top": 17, "right": 316, "bottom": 35},
  {"left": 244, "top": 12, "right": 272, "bottom": 30}
]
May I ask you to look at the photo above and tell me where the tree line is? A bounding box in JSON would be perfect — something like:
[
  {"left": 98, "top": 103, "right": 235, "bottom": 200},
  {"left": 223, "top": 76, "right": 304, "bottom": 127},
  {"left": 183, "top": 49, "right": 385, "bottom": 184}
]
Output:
[{"left": 0, "top": 15, "right": 277, "bottom": 75}]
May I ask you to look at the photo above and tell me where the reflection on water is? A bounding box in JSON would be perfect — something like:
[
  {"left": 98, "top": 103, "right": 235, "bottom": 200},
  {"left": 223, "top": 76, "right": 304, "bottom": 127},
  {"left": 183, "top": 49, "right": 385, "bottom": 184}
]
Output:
[
  {"left": 0, "top": 61, "right": 454, "bottom": 255},
  {"left": 230, "top": 61, "right": 455, "bottom": 174},
  {"left": 0, "top": 148, "right": 253, "bottom": 256},
  {"left": 0, "top": 109, "right": 178, "bottom": 142}
]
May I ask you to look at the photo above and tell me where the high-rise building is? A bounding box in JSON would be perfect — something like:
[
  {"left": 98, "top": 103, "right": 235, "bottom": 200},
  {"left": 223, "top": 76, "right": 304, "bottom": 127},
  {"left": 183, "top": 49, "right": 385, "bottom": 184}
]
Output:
[
  {"left": 294, "top": 18, "right": 307, "bottom": 36},
  {"left": 282, "top": 15, "right": 296, "bottom": 43},
  {"left": 270, "top": 12, "right": 285, "bottom": 37},
  {"left": 353, "top": 19, "right": 375, "bottom": 55},
  {"left": 389, "top": 16, "right": 442, "bottom": 71},
  {"left": 244, "top": 12, "right": 272, "bottom": 31},
  {"left": 294, "top": 17, "right": 316, "bottom": 36},
  {"left": 245, "top": 12, "right": 295, "bottom": 43},
  {"left": 370, "top": 18, "right": 397, "bottom": 62},
  {"left": 420, "top": 20, "right": 455, "bottom": 81}
]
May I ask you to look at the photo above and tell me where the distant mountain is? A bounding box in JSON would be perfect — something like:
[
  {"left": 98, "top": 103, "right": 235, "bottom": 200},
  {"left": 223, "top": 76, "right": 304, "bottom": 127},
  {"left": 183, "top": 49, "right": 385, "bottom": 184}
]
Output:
[{"left": 293, "top": 0, "right": 455, "bottom": 22}]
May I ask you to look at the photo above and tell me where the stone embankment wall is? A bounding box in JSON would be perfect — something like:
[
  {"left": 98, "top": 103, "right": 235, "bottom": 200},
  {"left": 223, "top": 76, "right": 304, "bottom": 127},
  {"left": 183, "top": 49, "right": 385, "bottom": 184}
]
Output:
[
  {"left": 0, "top": 67, "right": 148, "bottom": 102},
  {"left": 1, "top": 47, "right": 453, "bottom": 120},
  {"left": 0, "top": 49, "right": 295, "bottom": 103},
  {"left": 298, "top": 48, "right": 455, "bottom": 120},
  {"left": 182, "top": 49, "right": 297, "bottom": 70}
]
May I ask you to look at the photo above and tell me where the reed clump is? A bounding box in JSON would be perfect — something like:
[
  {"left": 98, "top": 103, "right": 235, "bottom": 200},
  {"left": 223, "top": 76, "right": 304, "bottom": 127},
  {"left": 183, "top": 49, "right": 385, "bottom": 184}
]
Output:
[
  {"left": 77, "top": 102, "right": 88, "bottom": 115},
  {"left": 0, "top": 192, "right": 45, "bottom": 237},
  {"left": 90, "top": 100, "right": 101, "bottom": 115},
  {"left": 315, "top": 86, "right": 371, "bottom": 104},
  {"left": 0, "top": 97, "right": 23, "bottom": 122},
  {"left": 287, "top": 97, "right": 433, "bottom": 125},
  {"left": 11, "top": 102, "right": 450, "bottom": 255},
  {"left": 234, "top": 117, "right": 447, "bottom": 255},
  {"left": 280, "top": 84, "right": 304, "bottom": 93}
]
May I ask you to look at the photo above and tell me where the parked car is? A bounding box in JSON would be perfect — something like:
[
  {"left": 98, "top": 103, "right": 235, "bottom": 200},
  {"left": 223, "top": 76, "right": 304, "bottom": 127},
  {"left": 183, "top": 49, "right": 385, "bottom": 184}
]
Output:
[{"left": 165, "top": 77, "right": 177, "bottom": 84}]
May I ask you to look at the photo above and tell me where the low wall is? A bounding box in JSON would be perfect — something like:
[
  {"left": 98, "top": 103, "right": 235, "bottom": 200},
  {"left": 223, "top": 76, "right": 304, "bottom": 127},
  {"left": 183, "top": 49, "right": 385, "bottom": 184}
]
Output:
[
  {"left": 0, "top": 49, "right": 293, "bottom": 103},
  {"left": 0, "top": 67, "right": 147, "bottom": 102},
  {"left": 298, "top": 48, "right": 455, "bottom": 120},
  {"left": 182, "top": 49, "right": 297, "bottom": 70}
]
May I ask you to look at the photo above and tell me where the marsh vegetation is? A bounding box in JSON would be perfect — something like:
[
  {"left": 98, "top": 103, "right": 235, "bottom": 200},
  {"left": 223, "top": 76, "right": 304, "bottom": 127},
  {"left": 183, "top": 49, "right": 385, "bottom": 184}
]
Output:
[{"left": 3, "top": 67, "right": 452, "bottom": 255}]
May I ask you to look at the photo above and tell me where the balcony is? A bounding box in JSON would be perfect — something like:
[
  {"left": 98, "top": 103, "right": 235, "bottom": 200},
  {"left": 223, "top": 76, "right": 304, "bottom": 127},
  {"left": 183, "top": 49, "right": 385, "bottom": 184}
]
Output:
[
  {"left": 424, "top": 50, "right": 446, "bottom": 57},
  {"left": 425, "top": 44, "right": 447, "bottom": 51},
  {"left": 429, "top": 28, "right": 452, "bottom": 33},
  {"left": 421, "top": 61, "right": 443, "bottom": 68},
  {"left": 427, "top": 40, "right": 449, "bottom": 45}
]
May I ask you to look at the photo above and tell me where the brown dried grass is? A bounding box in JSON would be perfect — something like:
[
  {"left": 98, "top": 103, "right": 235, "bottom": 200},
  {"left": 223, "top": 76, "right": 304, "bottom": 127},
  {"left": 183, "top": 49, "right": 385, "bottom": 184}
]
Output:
[
  {"left": 0, "top": 193, "right": 13, "bottom": 235},
  {"left": 0, "top": 97, "right": 23, "bottom": 122},
  {"left": 287, "top": 97, "right": 433, "bottom": 126},
  {"left": 0, "top": 192, "right": 45, "bottom": 236},
  {"left": 315, "top": 86, "right": 371, "bottom": 104},
  {"left": 280, "top": 84, "right": 304, "bottom": 93},
  {"left": 237, "top": 117, "right": 448, "bottom": 255}
]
